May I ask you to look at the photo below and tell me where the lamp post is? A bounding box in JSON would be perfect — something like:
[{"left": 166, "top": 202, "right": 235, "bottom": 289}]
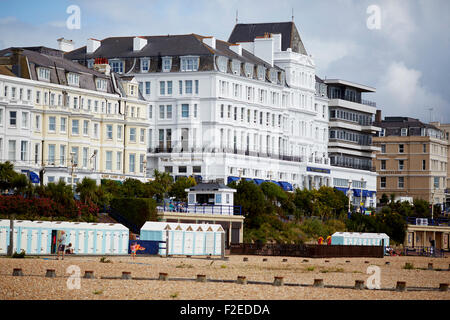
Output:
[
  {"left": 347, "top": 180, "right": 352, "bottom": 219},
  {"left": 431, "top": 187, "right": 435, "bottom": 222},
  {"left": 70, "top": 152, "right": 77, "bottom": 193},
  {"left": 360, "top": 177, "right": 365, "bottom": 212}
]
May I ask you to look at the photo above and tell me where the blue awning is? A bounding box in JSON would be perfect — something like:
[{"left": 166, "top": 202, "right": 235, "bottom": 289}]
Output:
[
  {"left": 253, "top": 179, "right": 265, "bottom": 185},
  {"left": 269, "top": 180, "right": 281, "bottom": 187},
  {"left": 279, "top": 181, "right": 293, "bottom": 191},
  {"left": 227, "top": 176, "right": 240, "bottom": 184},
  {"left": 244, "top": 178, "right": 254, "bottom": 183},
  {"left": 353, "top": 190, "right": 373, "bottom": 197},
  {"left": 335, "top": 187, "right": 349, "bottom": 194},
  {"left": 28, "top": 171, "right": 40, "bottom": 184}
]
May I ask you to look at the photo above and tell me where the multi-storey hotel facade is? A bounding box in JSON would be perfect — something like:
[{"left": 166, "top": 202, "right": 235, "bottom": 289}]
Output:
[
  {"left": 0, "top": 46, "right": 149, "bottom": 185},
  {"left": 0, "top": 22, "right": 382, "bottom": 206},
  {"left": 65, "top": 23, "right": 332, "bottom": 191}
]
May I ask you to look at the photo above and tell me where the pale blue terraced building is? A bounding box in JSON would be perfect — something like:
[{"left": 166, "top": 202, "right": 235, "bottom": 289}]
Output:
[{"left": 0, "top": 220, "right": 129, "bottom": 255}]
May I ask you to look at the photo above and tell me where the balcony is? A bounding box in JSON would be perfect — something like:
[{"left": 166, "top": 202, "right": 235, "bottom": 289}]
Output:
[
  {"left": 148, "top": 147, "right": 314, "bottom": 165},
  {"left": 157, "top": 203, "right": 243, "bottom": 216}
]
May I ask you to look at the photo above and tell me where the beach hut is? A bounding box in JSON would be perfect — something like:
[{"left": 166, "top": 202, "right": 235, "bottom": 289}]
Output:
[
  {"left": 0, "top": 219, "right": 129, "bottom": 255},
  {"left": 331, "top": 232, "right": 390, "bottom": 248},
  {"left": 140, "top": 221, "right": 224, "bottom": 256}
]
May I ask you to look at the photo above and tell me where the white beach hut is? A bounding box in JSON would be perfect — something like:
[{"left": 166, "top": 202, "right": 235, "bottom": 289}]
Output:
[
  {"left": 0, "top": 219, "right": 129, "bottom": 255},
  {"left": 331, "top": 232, "right": 390, "bottom": 248},
  {"left": 140, "top": 221, "right": 225, "bottom": 256}
]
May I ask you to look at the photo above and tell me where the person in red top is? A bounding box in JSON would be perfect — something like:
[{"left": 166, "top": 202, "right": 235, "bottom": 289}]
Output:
[
  {"left": 318, "top": 237, "right": 324, "bottom": 245},
  {"left": 326, "top": 236, "right": 332, "bottom": 245}
]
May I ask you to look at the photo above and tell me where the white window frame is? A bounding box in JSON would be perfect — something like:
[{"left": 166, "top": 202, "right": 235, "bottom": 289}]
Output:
[
  {"left": 141, "top": 58, "right": 150, "bottom": 72},
  {"left": 67, "top": 73, "right": 80, "bottom": 86},
  {"left": 162, "top": 57, "right": 172, "bottom": 72},
  {"left": 37, "top": 67, "right": 50, "bottom": 81},
  {"left": 180, "top": 56, "right": 199, "bottom": 72}
]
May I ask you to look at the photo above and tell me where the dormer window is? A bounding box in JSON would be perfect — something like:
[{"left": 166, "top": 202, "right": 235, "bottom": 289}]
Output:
[
  {"left": 269, "top": 69, "right": 277, "bottom": 83},
  {"left": 130, "top": 84, "right": 137, "bottom": 96},
  {"left": 141, "top": 58, "right": 150, "bottom": 72},
  {"left": 216, "top": 56, "right": 228, "bottom": 73},
  {"left": 110, "top": 60, "right": 124, "bottom": 73},
  {"left": 244, "top": 63, "right": 254, "bottom": 78},
  {"left": 87, "top": 59, "right": 94, "bottom": 69},
  {"left": 231, "top": 60, "right": 240, "bottom": 75},
  {"left": 180, "top": 56, "right": 199, "bottom": 72},
  {"left": 96, "top": 78, "right": 107, "bottom": 91},
  {"left": 37, "top": 67, "right": 50, "bottom": 81},
  {"left": 257, "top": 66, "right": 265, "bottom": 81},
  {"left": 280, "top": 71, "right": 286, "bottom": 84},
  {"left": 162, "top": 57, "right": 172, "bottom": 72},
  {"left": 67, "top": 73, "right": 80, "bottom": 86}
]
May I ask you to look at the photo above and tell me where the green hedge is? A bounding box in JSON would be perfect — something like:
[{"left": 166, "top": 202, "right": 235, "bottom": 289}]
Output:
[{"left": 110, "top": 198, "right": 157, "bottom": 230}]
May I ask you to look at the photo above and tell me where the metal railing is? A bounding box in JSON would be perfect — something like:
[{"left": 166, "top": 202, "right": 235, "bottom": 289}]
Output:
[
  {"left": 158, "top": 202, "right": 242, "bottom": 216},
  {"left": 405, "top": 217, "right": 450, "bottom": 226},
  {"left": 403, "top": 246, "right": 447, "bottom": 258}
]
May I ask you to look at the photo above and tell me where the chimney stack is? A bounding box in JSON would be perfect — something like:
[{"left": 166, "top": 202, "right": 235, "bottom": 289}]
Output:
[
  {"left": 133, "top": 36, "right": 147, "bottom": 51},
  {"left": 229, "top": 43, "right": 242, "bottom": 55},
  {"left": 93, "top": 58, "right": 111, "bottom": 76},
  {"left": 202, "top": 36, "right": 216, "bottom": 49},
  {"left": 87, "top": 38, "right": 101, "bottom": 54},
  {"left": 57, "top": 38, "right": 74, "bottom": 52},
  {"left": 375, "top": 110, "right": 382, "bottom": 123}
]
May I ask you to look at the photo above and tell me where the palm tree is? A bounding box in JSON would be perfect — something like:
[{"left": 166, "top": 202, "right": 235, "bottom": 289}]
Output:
[
  {"left": 0, "top": 161, "right": 18, "bottom": 193},
  {"left": 45, "top": 180, "right": 74, "bottom": 208},
  {"left": 76, "top": 177, "right": 98, "bottom": 204},
  {"left": 11, "top": 174, "right": 30, "bottom": 196}
]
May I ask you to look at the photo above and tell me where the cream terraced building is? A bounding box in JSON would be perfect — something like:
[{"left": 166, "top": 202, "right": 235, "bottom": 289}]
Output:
[{"left": 0, "top": 47, "right": 149, "bottom": 185}]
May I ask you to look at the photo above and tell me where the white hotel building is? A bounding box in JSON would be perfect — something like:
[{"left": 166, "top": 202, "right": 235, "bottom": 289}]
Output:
[
  {"left": 65, "top": 22, "right": 333, "bottom": 191},
  {"left": 65, "top": 22, "right": 379, "bottom": 205}
]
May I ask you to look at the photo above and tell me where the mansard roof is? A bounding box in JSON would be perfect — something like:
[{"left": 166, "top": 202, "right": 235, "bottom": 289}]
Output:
[
  {"left": 228, "top": 22, "right": 308, "bottom": 55},
  {"left": 64, "top": 33, "right": 283, "bottom": 72},
  {"left": 0, "top": 46, "right": 115, "bottom": 93}
]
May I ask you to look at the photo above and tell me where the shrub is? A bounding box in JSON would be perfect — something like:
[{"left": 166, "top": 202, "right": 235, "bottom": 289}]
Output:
[
  {"left": 12, "top": 249, "right": 26, "bottom": 258},
  {"left": 403, "top": 262, "right": 414, "bottom": 270},
  {"left": 110, "top": 198, "right": 157, "bottom": 230}
]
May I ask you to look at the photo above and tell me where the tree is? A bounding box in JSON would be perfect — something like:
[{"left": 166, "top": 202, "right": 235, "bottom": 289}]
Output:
[
  {"left": 41, "top": 181, "right": 75, "bottom": 210},
  {"left": 11, "top": 174, "right": 30, "bottom": 195},
  {"left": 380, "top": 193, "right": 389, "bottom": 206},
  {"left": 231, "top": 180, "right": 270, "bottom": 229},
  {"left": 121, "top": 178, "right": 145, "bottom": 198},
  {"left": 76, "top": 178, "right": 98, "bottom": 204},
  {"left": 412, "top": 199, "right": 431, "bottom": 218},
  {"left": 293, "top": 188, "right": 315, "bottom": 218},
  {"left": 375, "top": 210, "right": 407, "bottom": 244},
  {"left": 0, "top": 161, "right": 18, "bottom": 193},
  {"left": 168, "top": 176, "right": 196, "bottom": 202},
  {"left": 260, "top": 182, "right": 287, "bottom": 205},
  {"left": 148, "top": 170, "right": 173, "bottom": 202}
]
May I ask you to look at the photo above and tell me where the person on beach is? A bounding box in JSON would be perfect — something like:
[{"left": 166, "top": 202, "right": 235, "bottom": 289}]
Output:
[
  {"left": 65, "top": 243, "right": 74, "bottom": 254},
  {"left": 57, "top": 231, "right": 67, "bottom": 260}
]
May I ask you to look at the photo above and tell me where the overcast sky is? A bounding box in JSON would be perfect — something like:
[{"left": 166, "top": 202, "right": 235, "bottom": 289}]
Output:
[{"left": 1, "top": 0, "right": 449, "bottom": 123}]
